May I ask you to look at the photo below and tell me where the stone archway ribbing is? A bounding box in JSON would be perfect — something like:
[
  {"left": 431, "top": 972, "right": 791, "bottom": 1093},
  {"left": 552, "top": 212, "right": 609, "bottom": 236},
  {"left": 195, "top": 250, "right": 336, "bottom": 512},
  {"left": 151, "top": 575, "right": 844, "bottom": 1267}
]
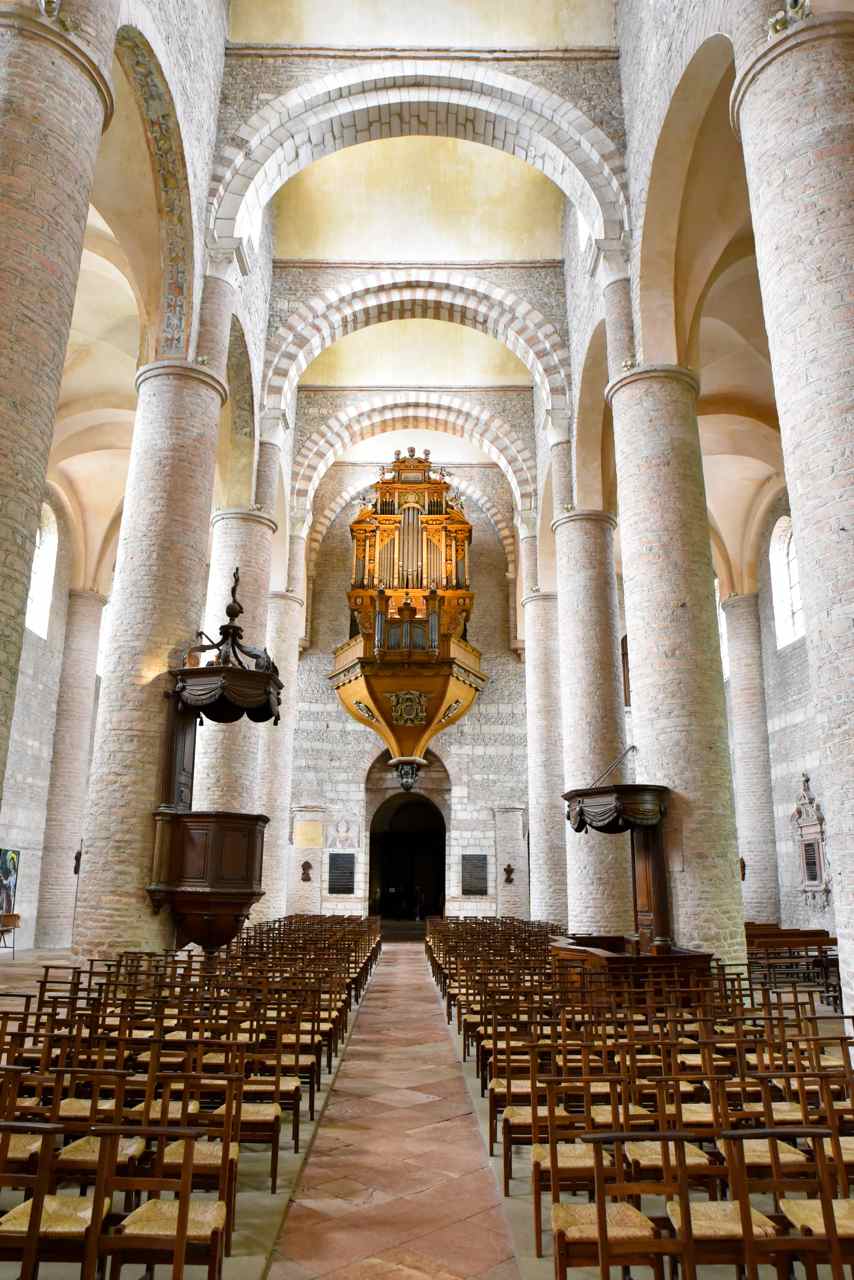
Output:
[
  {"left": 264, "top": 272, "right": 571, "bottom": 427},
  {"left": 209, "top": 62, "right": 628, "bottom": 258},
  {"left": 292, "top": 393, "right": 536, "bottom": 517}
]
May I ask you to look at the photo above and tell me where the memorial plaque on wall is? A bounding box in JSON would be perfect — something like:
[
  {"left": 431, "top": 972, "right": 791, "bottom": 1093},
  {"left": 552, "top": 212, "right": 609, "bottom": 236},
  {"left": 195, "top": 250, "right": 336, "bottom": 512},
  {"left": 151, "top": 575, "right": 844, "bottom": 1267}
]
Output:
[
  {"left": 328, "top": 852, "right": 356, "bottom": 895},
  {"left": 461, "top": 854, "right": 488, "bottom": 896}
]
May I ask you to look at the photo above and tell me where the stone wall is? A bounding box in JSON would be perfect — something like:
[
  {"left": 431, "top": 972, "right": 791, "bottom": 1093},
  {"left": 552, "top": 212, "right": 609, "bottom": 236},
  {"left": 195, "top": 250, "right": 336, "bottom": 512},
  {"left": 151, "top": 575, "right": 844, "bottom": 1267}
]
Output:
[
  {"left": 118, "top": 0, "right": 230, "bottom": 348},
  {"left": 289, "top": 462, "right": 527, "bottom": 917},
  {"left": 270, "top": 261, "right": 570, "bottom": 351},
  {"left": 0, "top": 498, "right": 72, "bottom": 949},
  {"left": 217, "top": 51, "right": 625, "bottom": 165},
  {"left": 756, "top": 494, "right": 832, "bottom": 931}
]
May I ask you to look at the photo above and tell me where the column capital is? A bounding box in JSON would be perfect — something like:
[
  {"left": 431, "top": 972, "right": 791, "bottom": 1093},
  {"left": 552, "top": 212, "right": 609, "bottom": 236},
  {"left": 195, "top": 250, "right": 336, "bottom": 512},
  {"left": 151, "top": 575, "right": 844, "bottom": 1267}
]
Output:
[
  {"left": 204, "top": 243, "right": 250, "bottom": 287},
  {"left": 0, "top": 12, "right": 114, "bottom": 128},
  {"left": 605, "top": 362, "right": 699, "bottom": 406},
  {"left": 260, "top": 410, "right": 288, "bottom": 446},
  {"left": 493, "top": 804, "right": 526, "bottom": 815},
  {"left": 135, "top": 359, "right": 228, "bottom": 405},
  {"left": 521, "top": 590, "right": 557, "bottom": 608},
  {"left": 210, "top": 506, "right": 277, "bottom": 535},
  {"left": 721, "top": 590, "right": 760, "bottom": 614},
  {"left": 552, "top": 508, "right": 617, "bottom": 535},
  {"left": 269, "top": 590, "right": 305, "bottom": 609},
  {"left": 595, "top": 237, "right": 632, "bottom": 287},
  {"left": 731, "top": 13, "right": 854, "bottom": 135},
  {"left": 68, "top": 587, "right": 107, "bottom": 606}
]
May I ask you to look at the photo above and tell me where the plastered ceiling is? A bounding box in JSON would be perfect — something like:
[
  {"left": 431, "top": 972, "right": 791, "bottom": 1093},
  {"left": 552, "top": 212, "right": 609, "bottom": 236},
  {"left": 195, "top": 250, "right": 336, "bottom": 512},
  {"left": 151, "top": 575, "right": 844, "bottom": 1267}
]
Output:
[
  {"left": 230, "top": 0, "right": 616, "bottom": 48},
  {"left": 274, "top": 137, "right": 564, "bottom": 263}
]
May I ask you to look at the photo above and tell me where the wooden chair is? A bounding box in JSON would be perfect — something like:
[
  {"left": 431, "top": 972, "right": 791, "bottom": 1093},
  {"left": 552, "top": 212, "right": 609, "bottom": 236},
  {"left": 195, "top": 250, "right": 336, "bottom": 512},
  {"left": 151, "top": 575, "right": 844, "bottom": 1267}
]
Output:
[
  {"left": 722, "top": 1125, "right": 848, "bottom": 1280},
  {"left": 85, "top": 1123, "right": 227, "bottom": 1280},
  {"left": 0, "top": 1120, "right": 87, "bottom": 1280}
]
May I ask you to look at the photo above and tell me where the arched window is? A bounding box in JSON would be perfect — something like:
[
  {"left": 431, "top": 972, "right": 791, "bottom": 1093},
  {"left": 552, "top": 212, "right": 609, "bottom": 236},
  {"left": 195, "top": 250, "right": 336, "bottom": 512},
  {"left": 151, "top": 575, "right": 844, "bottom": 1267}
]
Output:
[
  {"left": 770, "top": 516, "right": 805, "bottom": 649},
  {"left": 25, "top": 504, "right": 58, "bottom": 639},
  {"left": 714, "top": 578, "right": 729, "bottom": 680}
]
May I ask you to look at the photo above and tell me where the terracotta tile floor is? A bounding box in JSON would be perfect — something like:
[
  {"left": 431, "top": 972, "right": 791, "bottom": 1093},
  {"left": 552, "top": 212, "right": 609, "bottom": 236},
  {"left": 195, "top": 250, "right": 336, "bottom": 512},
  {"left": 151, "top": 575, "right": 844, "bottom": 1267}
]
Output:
[{"left": 269, "top": 942, "right": 521, "bottom": 1280}]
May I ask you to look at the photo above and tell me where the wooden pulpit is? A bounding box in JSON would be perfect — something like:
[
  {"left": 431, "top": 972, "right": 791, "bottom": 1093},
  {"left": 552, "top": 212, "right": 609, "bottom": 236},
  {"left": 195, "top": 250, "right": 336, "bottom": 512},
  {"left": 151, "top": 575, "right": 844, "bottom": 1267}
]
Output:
[
  {"left": 147, "top": 569, "right": 282, "bottom": 953},
  {"left": 563, "top": 783, "right": 671, "bottom": 953}
]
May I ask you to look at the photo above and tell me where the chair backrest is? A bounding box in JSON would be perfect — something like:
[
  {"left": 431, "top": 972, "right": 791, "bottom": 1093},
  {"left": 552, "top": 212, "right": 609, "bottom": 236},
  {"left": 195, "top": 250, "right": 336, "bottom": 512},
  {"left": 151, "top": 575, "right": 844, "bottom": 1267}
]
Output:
[
  {"left": 85, "top": 1123, "right": 204, "bottom": 1280},
  {"left": 0, "top": 1119, "right": 64, "bottom": 1280}
]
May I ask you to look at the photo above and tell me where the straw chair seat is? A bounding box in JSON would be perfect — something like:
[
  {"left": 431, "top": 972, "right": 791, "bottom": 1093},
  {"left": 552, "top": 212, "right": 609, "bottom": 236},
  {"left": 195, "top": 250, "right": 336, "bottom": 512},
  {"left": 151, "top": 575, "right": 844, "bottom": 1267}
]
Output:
[
  {"left": 591, "top": 1103, "right": 651, "bottom": 1123},
  {"left": 243, "top": 1077, "right": 300, "bottom": 1094},
  {"left": 0, "top": 1193, "right": 108, "bottom": 1237},
  {"left": 674, "top": 1103, "right": 716, "bottom": 1124},
  {"left": 3, "top": 1134, "right": 42, "bottom": 1160},
  {"left": 552, "top": 1201, "right": 655, "bottom": 1241},
  {"left": 743, "top": 1101, "right": 809, "bottom": 1121},
  {"left": 129, "top": 1100, "right": 200, "bottom": 1120},
  {"left": 780, "top": 1199, "right": 854, "bottom": 1237},
  {"left": 57, "top": 1135, "right": 145, "bottom": 1166},
  {"left": 532, "top": 1142, "right": 612, "bottom": 1169},
  {"left": 217, "top": 1101, "right": 281, "bottom": 1120},
  {"left": 715, "top": 1137, "right": 807, "bottom": 1166},
  {"left": 627, "top": 1140, "right": 710, "bottom": 1168},
  {"left": 488, "top": 1078, "right": 534, "bottom": 1095},
  {"left": 667, "top": 1201, "right": 777, "bottom": 1239},
  {"left": 824, "top": 1136, "right": 854, "bottom": 1160},
  {"left": 58, "top": 1098, "right": 116, "bottom": 1118},
  {"left": 163, "top": 1138, "right": 239, "bottom": 1167},
  {"left": 503, "top": 1103, "right": 567, "bottom": 1124},
  {"left": 119, "top": 1197, "right": 227, "bottom": 1241}
]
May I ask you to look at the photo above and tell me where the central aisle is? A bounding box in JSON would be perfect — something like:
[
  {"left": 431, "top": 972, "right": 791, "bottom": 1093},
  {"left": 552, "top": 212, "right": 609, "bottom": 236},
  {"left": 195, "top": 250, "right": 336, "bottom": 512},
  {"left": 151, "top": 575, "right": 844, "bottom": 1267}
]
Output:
[{"left": 270, "top": 942, "right": 520, "bottom": 1279}]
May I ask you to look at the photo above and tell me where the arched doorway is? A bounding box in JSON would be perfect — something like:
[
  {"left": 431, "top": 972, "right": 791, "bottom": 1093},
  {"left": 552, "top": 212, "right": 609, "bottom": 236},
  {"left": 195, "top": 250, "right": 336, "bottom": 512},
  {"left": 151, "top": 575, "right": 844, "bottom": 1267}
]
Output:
[{"left": 369, "top": 794, "right": 445, "bottom": 923}]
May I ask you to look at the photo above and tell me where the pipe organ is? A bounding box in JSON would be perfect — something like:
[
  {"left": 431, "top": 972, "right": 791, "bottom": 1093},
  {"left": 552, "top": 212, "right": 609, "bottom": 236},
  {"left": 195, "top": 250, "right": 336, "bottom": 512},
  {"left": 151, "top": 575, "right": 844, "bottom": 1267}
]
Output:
[{"left": 329, "top": 447, "right": 486, "bottom": 789}]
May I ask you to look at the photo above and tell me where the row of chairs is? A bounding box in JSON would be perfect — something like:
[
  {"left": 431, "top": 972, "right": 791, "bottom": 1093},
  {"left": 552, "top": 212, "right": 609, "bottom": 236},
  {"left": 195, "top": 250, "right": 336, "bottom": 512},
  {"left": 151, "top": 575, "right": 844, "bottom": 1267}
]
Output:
[
  {"left": 427, "top": 916, "right": 854, "bottom": 1277},
  {"left": 0, "top": 913, "right": 381, "bottom": 1279}
]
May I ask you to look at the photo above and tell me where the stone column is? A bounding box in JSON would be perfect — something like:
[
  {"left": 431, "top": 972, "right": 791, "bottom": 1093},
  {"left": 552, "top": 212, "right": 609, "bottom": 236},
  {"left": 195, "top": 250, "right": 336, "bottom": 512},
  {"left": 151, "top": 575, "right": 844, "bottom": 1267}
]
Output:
[
  {"left": 75, "top": 359, "right": 227, "bottom": 956},
  {"left": 605, "top": 365, "right": 745, "bottom": 965},
  {"left": 256, "top": 590, "right": 304, "bottom": 919},
  {"left": 254, "top": 440, "right": 281, "bottom": 516},
  {"left": 34, "top": 590, "right": 104, "bottom": 948},
  {"left": 602, "top": 275, "right": 636, "bottom": 379},
  {"left": 494, "top": 806, "right": 529, "bottom": 919},
  {"left": 520, "top": 530, "right": 567, "bottom": 927},
  {"left": 192, "top": 506, "right": 277, "bottom": 812},
  {"left": 722, "top": 593, "right": 779, "bottom": 924},
  {"left": 0, "top": 4, "right": 117, "bottom": 802},
  {"left": 553, "top": 507, "right": 635, "bottom": 935},
  {"left": 731, "top": 12, "right": 854, "bottom": 1006}
]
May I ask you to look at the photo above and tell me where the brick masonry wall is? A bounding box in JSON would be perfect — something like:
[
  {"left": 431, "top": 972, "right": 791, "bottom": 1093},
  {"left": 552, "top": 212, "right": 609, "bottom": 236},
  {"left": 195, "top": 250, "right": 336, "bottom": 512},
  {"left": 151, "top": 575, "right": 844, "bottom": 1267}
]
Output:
[
  {"left": 217, "top": 51, "right": 625, "bottom": 168},
  {"left": 118, "top": 0, "right": 230, "bottom": 349},
  {"left": 0, "top": 496, "right": 72, "bottom": 950},
  {"left": 289, "top": 462, "right": 527, "bottom": 917},
  {"left": 756, "top": 493, "right": 832, "bottom": 932},
  {"left": 270, "top": 261, "right": 570, "bottom": 352},
  {"left": 292, "top": 387, "right": 535, "bottom": 480}
]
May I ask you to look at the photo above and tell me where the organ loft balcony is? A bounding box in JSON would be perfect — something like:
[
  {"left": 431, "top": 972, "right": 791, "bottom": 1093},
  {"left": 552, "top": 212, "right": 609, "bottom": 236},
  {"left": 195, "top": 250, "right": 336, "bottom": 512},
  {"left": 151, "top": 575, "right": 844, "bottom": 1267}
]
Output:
[{"left": 328, "top": 448, "right": 486, "bottom": 789}]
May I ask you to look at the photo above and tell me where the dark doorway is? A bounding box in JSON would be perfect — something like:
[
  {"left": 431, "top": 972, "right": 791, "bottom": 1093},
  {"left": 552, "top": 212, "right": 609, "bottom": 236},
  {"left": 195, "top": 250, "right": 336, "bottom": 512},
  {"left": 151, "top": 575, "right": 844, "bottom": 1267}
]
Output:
[{"left": 369, "top": 794, "right": 445, "bottom": 921}]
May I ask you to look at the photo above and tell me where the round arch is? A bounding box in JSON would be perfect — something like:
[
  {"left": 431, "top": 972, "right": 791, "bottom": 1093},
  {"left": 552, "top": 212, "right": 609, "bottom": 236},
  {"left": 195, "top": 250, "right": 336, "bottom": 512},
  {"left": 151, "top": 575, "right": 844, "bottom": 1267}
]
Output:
[
  {"left": 638, "top": 34, "right": 735, "bottom": 363},
  {"left": 114, "top": 26, "right": 195, "bottom": 358},
  {"left": 365, "top": 748, "right": 450, "bottom": 923},
  {"left": 264, "top": 273, "right": 571, "bottom": 427},
  {"left": 292, "top": 393, "right": 535, "bottom": 518},
  {"left": 208, "top": 62, "right": 628, "bottom": 257}
]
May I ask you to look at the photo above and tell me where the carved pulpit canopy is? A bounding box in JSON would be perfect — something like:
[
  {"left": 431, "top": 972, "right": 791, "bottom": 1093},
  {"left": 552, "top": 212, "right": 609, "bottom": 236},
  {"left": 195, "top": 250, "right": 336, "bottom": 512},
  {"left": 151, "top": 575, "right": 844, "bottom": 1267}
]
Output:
[
  {"left": 563, "top": 784, "right": 669, "bottom": 835},
  {"left": 174, "top": 568, "right": 283, "bottom": 724}
]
